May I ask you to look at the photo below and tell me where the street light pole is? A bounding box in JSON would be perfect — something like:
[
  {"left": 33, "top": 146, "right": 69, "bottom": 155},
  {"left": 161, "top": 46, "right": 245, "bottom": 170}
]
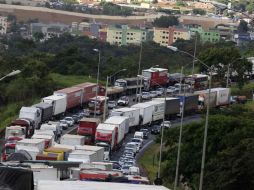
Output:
[
  {"left": 0, "top": 70, "right": 21, "bottom": 81},
  {"left": 93, "top": 49, "right": 101, "bottom": 118},
  {"left": 135, "top": 42, "right": 143, "bottom": 102},
  {"left": 167, "top": 46, "right": 212, "bottom": 190},
  {"left": 103, "top": 69, "right": 127, "bottom": 122}
]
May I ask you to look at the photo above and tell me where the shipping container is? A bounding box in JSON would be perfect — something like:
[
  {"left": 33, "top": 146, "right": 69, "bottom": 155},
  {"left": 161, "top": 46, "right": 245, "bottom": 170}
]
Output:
[
  {"left": 68, "top": 150, "right": 97, "bottom": 163},
  {"left": 211, "top": 88, "right": 230, "bottom": 106},
  {"left": 42, "top": 95, "right": 67, "bottom": 116},
  {"left": 144, "top": 100, "right": 165, "bottom": 122},
  {"left": 105, "top": 116, "right": 129, "bottom": 136},
  {"left": 176, "top": 94, "right": 199, "bottom": 114},
  {"left": 54, "top": 87, "right": 83, "bottom": 110},
  {"left": 95, "top": 124, "right": 116, "bottom": 151},
  {"left": 194, "top": 90, "right": 217, "bottom": 109},
  {"left": 16, "top": 139, "right": 45, "bottom": 153},
  {"left": 131, "top": 103, "right": 153, "bottom": 126}
]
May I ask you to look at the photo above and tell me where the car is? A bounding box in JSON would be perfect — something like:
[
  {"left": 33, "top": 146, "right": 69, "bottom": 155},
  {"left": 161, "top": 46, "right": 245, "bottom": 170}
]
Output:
[
  {"left": 149, "top": 91, "right": 158, "bottom": 98},
  {"left": 131, "top": 138, "right": 143, "bottom": 148},
  {"left": 83, "top": 109, "right": 90, "bottom": 117},
  {"left": 119, "top": 157, "right": 128, "bottom": 166},
  {"left": 140, "top": 128, "right": 149, "bottom": 139},
  {"left": 166, "top": 86, "right": 176, "bottom": 94},
  {"left": 108, "top": 100, "right": 117, "bottom": 109},
  {"left": 121, "top": 165, "right": 131, "bottom": 175},
  {"left": 156, "top": 88, "right": 165, "bottom": 95},
  {"left": 174, "top": 83, "right": 191, "bottom": 93},
  {"left": 155, "top": 89, "right": 164, "bottom": 96},
  {"left": 161, "top": 120, "right": 172, "bottom": 129},
  {"left": 63, "top": 117, "right": 75, "bottom": 127},
  {"left": 151, "top": 125, "right": 161, "bottom": 135},
  {"left": 125, "top": 142, "right": 139, "bottom": 153},
  {"left": 141, "top": 92, "right": 151, "bottom": 100},
  {"left": 123, "top": 151, "right": 135, "bottom": 158},
  {"left": 71, "top": 114, "right": 80, "bottom": 124},
  {"left": 124, "top": 160, "right": 135, "bottom": 167},
  {"left": 117, "top": 96, "right": 129, "bottom": 106},
  {"left": 60, "top": 120, "right": 68, "bottom": 130},
  {"left": 109, "top": 161, "right": 122, "bottom": 170}
]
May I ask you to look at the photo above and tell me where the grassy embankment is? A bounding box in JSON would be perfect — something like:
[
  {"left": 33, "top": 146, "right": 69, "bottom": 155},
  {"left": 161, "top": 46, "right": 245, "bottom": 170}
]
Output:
[{"left": 0, "top": 73, "right": 100, "bottom": 131}]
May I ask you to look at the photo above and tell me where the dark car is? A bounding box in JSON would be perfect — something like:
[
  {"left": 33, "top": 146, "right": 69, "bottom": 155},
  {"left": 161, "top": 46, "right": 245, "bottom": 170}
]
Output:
[
  {"left": 151, "top": 125, "right": 161, "bottom": 135},
  {"left": 140, "top": 128, "right": 149, "bottom": 139}
]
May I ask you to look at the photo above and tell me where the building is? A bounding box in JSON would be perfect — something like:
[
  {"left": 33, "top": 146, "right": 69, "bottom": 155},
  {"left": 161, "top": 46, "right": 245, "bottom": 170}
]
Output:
[
  {"left": 190, "top": 26, "right": 220, "bottom": 43},
  {"left": 106, "top": 25, "right": 148, "bottom": 46},
  {"left": 215, "top": 24, "right": 237, "bottom": 40},
  {"left": 0, "top": 17, "right": 8, "bottom": 35},
  {"left": 153, "top": 26, "right": 190, "bottom": 47},
  {"left": 30, "top": 23, "right": 70, "bottom": 40}
]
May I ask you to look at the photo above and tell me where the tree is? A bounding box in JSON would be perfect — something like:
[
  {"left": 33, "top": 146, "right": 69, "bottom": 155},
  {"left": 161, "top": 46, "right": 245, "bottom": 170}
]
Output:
[
  {"left": 33, "top": 32, "right": 44, "bottom": 42},
  {"left": 246, "top": 3, "right": 254, "bottom": 13},
  {"left": 198, "top": 47, "right": 252, "bottom": 88},
  {"left": 238, "top": 20, "right": 249, "bottom": 33},
  {"left": 153, "top": 16, "right": 179, "bottom": 28}
]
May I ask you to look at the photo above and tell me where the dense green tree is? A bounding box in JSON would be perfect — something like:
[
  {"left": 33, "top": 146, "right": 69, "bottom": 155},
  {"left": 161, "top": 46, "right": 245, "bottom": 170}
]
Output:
[
  {"left": 153, "top": 16, "right": 179, "bottom": 28},
  {"left": 192, "top": 8, "right": 206, "bottom": 15}
]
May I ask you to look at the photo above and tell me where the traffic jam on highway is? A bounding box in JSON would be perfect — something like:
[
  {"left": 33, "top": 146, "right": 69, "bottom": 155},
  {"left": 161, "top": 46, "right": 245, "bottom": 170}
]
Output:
[{"left": 1, "top": 67, "right": 239, "bottom": 189}]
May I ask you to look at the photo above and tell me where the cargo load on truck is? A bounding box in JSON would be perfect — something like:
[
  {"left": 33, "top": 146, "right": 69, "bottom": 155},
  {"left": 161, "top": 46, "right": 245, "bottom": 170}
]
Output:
[
  {"left": 77, "top": 118, "right": 101, "bottom": 145},
  {"left": 153, "top": 97, "right": 180, "bottom": 119},
  {"left": 43, "top": 147, "right": 72, "bottom": 161},
  {"left": 144, "top": 100, "right": 165, "bottom": 122},
  {"left": 42, "top": 95, "right": 67, "bottom": 116},
  {"left": 60, "top": 134, "right": 85, "bottom": 146},
  {"left": 104, "top": 116, "right": 129, "bottom": 135},
  {"left": 31, "top": 134, "right": 54, "bottom": 149},
  {"left": 211, "top": 88, "right": 230, "bottom": 106},
  {"left": 194, "top": 89, "right": 217, "bottom": 109},
  {"left": 68, "top": 150, "right": 97, "bottom": 163},
  {"left": 75, "top": 145, "right": 104, "bottom": 162},
  {"left": 32, "top": 102, "right": 53, "bottom": 123},
  {"left": 176, "top": 94, "right": 199, "bottom": 115},
  {"left": 110, "top": 107, "right": 140, "bottom": 128},
  {"left": 80, "top": 162, "right": 113, "bottom": 171},
  {"left": 131, "top": 103, "right": 153, "bottom": 126},
  {"left": 74, "top": 82, "right": 97, "bottom": 103}
]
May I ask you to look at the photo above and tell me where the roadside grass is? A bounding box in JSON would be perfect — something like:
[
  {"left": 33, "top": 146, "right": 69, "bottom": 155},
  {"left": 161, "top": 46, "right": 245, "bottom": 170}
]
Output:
[
  {"left": 50, "top": 73, "right": 105, "bottom": 88},
  {"left": 138, "top": 143, "right": 160, "bottom": 183},
  {"left": 231, "top": 82, "right": 254, "bottom": 99}
]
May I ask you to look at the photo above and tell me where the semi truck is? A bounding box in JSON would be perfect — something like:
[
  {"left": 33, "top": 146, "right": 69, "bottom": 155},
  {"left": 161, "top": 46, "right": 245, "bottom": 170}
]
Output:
[
  {"left": 77, "top": 118, "right": 101, "bottom": 145},
  {"left": 32, "top": 102, "right": 53, "bottom": 123},
  {"left": 176, "top": 94, "right": 199, "bottom": 115},
  {"left": 153, "top": 97, "right": 180, "bottom": 119},
  {"left": 75, "top": 145, "right": 104, "bottom": 162},
  {"left": 88, "top": 96, "right": 108, "bottom": 115},
  {"left": 19, "top": 107, "right": 42, "bottom": 129},
  {"left": 114, "top": 77, "right": 144, "bottom": 94},
  {"left": 42, "top": 94, "right": 67, "bottom": 117},
  {"left": 74, "top": 82, "right": 97, "bottom": 104},
  {"left": 131, "top": 103, "right": 153, "bottom": 126},
  {"left": 68, "top": 150, "right": 97, "bottom": 163},
  {"left": 144, "top": 100, "right": 165, "bottom": 123},
  {"left": 110, "top": 107, "right": 140, "bottom": 130},
  {"left": 211, "top": 88, "right": 230, "bottom": 106},
  {"left": 104, "top": 116, "right": 129, "bottom": 135},
  {"left": 194, "top": 90, "right": 217, "bottom": 109}
]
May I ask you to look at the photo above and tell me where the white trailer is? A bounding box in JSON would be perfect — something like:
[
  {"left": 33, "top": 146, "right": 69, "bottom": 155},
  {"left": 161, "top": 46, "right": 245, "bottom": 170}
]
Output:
[
  {"left": 40, "top": 122, "right": 61, "bottom": 138},
  {"left": 131, "top": 103, "right": 153, "bottom": 126},
  {"left": 16, "top": 139, "right": 45, "bottom": 152},
  {"left": 5, "top": 125, "right": 26, "bottom": 139},
  {"left": 75, "top": 145, "right": 104, "bottom": 162},
  {"left": 110, "top": 107, "right": 140, "bottom": 128},
  {"left": 144, "top": 100, "right": 165, "bottom": 122},
  {"left": 80, "top": 162, "right": 113, "bottom": 171},
  {"left": 37, "top": 181, "right": 170, "bottom": 190},
  {"left": 60, "top": 134, "right": 85, "bottom": 146},
  {"left": 42, "top": 94, "right": 67, "bottom": 116},
  {"left": 105, "top": 116, "right": 129, "bottom": 135},
  {"left": 211, "top": 88, "right": 230, "bottom": 106},
  {"left": 68, "top": 150, "right": 97, "bottom": 163},
  {"left": 15, "top": 146, "right": 41, "bottom": 160},
  {"left": 19, "top": 106, "right": 42, "bottom": 129},
  {"left": 53, "top": 143, "right": 75, "bottom": 151},
  {"left": 32, "top": 134, "right": 54, "bottom": 148}
]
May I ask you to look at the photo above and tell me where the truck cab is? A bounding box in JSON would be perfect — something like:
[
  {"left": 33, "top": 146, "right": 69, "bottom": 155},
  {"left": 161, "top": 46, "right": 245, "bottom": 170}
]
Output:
[{"left": 2, "top": 137, "right": 23, "bottom": 161}]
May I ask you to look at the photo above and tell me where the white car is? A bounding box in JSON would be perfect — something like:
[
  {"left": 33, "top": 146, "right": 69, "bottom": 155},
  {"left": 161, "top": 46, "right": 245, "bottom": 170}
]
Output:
[
  {"left": 131, "top": 138, "right": 143, "bottom": 148},
  {"left": 149, "top": 91, "right": 158, "bottom": 98},
  {"left": 174, "top": 83, "right": 191, "bottom": 93},
  {"left": 108, "top": 100, "right": 117, "bottom": 109},
  {"left": 141, "top": 92, "right": 151, "bottom": 100},
  {"left": 167, "top": 86, "right": 176, "bottom": 94},
  {"left": 161, "top": 120, "right": 172, "bottom": 129},
  {"left": 121, "top": 165, "right": 131, "bottom": 175},
  {"left": 63, "top": 117, "right": 74, "bottom": 127},
  {"left": 117, "top": 96, "right": 129, "bottom": 106},
  {"left": 125, "top": 142, "right": 139, "bottom": 153}
]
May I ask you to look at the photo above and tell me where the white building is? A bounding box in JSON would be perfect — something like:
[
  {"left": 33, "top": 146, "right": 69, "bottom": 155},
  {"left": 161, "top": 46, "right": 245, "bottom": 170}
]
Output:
[{"left": 0, "top": 17, "right": 8, "bottom": 35}]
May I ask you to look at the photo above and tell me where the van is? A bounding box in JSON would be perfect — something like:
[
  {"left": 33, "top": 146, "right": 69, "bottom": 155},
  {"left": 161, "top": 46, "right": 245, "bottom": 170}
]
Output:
[{"left": 134, "top": 132, "right": 144, "bottom": 139}]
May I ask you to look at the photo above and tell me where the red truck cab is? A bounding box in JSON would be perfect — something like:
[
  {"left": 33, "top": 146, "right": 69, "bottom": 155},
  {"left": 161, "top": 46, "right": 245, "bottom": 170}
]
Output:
[
  {"left": 77, "top": 118, "right": 101, "bottom": 145},
  {"left": 2, "top": 137, "right": 23, "bottom": 161}
]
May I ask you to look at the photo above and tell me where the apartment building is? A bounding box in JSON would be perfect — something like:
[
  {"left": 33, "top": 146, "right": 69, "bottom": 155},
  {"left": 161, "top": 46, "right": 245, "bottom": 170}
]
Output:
[
  {"left": 106, "top": 25, "right": 147, "bottom": 46},
  {"left": 0, "top": 16, "right": 8, "bottom": 35},
  {"left": 190, "top": 26, "right": 220, "bottom": 43},
  {"left": 153, "top": 26, "right": 190, "bottom": 47}
]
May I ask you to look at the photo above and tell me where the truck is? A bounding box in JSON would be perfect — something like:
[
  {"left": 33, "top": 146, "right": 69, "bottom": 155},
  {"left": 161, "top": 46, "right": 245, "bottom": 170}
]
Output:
[
  {"left": 144, "top": 100, "right": 165, "bottom": 123},
  {"left": 32, "top": 102, "right": 53, "bottom": 123},
  {"left": 43, "top": 147, "right": 72, "bottom": 161},
  {"left": 31, "top": 134, "right": 54, "bottom": 149},
  {"left": 104, "top": 116, "right": 129, "bottom": 135},
  {"left": 68, "top": 150, "right": 97, "bottom": 163},
  {"left": 60, "top": 134, "right": 85, "bottom": 146},
  {"left": 88, "top": 96, "right": 108, "bottom": 115},
  {"left": 110, "top": 108, "right": 140, "bottom": 130},
  {"left": 42, "top": 94, "right": 67, "bottom": 116},
  {"left": 15, "top": 139, "right": 45, "bottom": 160},
  {"left": 77, "top": 118, "right": 101, "bottom": 145},
  {"left": 95, "top": 123, "right": 117, "bottom": 160},
  {"left": 176, "top": 94, "right": 199, "bottom": 115},
  {"left": 80, "top": 162, "right": 113, "bottom": 171},
  {"left": 114, "top": 77, "right": 144, "bottom": 94},
  {"left": 40, "top": 122, "right": 61, "bottom": 141},
  {"left": 131, "top": 102, "right": 153, "bottom": 126},
  {"left": 54, "top": 87, "right": 83, "bottom": 110},
  {"left": 153, "top": 97, "right": 180, "bottom": 119},
  {"left": 75, "top": 145, "right": 104, "bottom": 162},
  {"left": 142, "top": 67, "right": 169, "bottom": 90},
  {"left": 10, "top": 118, "right": 35, "bottom": 138},
  {"left": 19, "top": 106, "right": 42, "bottom": 129},
  {"left": 211, "top": 88, "right": 230, "bottom": 106},
  {"left": 194, "top": 90, "right": 217, "bottom": 109},
  {"left": 74, "top": 82, "right": 97, "bottom": 104}
]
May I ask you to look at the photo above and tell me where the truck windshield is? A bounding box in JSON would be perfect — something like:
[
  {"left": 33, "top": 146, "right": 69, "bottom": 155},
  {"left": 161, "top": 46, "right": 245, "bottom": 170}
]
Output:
[
  {"left": 114, "top": 81, "right": 126, "bottom": 87},
  {"left": 5, "top": 147, "right": 15, "bottom": 155}
]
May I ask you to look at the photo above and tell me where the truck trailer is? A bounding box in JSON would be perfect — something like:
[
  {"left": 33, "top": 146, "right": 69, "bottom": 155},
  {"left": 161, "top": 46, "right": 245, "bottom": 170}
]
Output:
[
  {"left": 32, "top": 102, "right": 53, "bottom": 123},
  {"left": 104, "top": 116, "right": 129, "bottom": 135},
  {"left": 42, "top": 95, "right": 67, "bottom": 116},
  {"left": 131, "top": 103, "right": 153, "bottom": 126},
  {"left": 153, "top": 97, "right": 180, "bottom": 119},
  {"left": 60, "top": 134, "right": 85, "bottom": 146}
]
